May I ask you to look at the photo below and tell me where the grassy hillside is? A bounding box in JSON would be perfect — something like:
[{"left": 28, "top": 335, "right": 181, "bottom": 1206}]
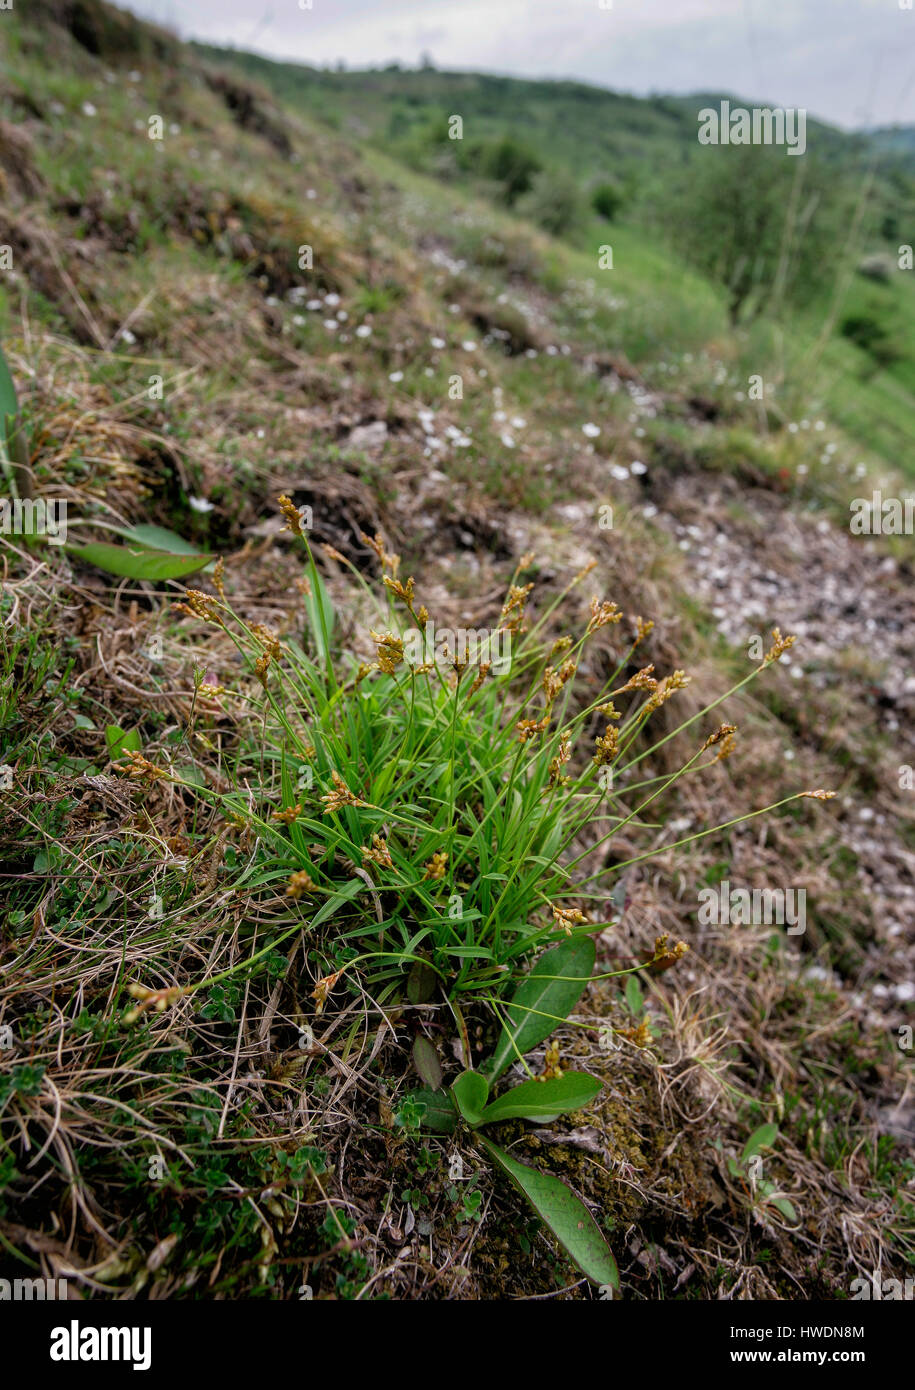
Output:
[
  {"left": 196, "top": 45, "right": 915, "bottom": 477},
  {"left": 0, "top": 1, "right": 912, "bottom": 1304}
]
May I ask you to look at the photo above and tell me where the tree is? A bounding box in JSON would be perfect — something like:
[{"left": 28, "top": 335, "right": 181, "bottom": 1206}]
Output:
[
  {"left": 476, "top": 135, "right": 542, "bottom": 205},
  {"left": 519, "top": 169, "right": 582, "bottom": 238},
  {"left": 592, "top": 180, "right": 623, "bottom": 222},
  {"left": 673, "top": 145, "right": 845, "bottom": 325}
]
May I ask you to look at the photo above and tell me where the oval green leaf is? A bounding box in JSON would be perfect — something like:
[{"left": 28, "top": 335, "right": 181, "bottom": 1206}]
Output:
[
  {"left": 488, "top": 936, "right": 596, "bottom": 1081},
  {"left": 69, "top": 541, "right": 211, "bottom": 580},
  {"left": 479, "top": 1071, "right": 601, "bottom": 1125},
  {"left": 741, "top": 1122, "right": 778, "bottom": 1165},
  {"left": 105, "top": 724, "right": 142, "bottom": 760},
  {"left": 479, "top": 1136, "right": 618, "bottom": 1288},
  {"left": 412, "top": 1036, "right": 443, "bottom": 1091},
  {"left": 451, "top": 1069, "right": 489, "bottom": 1125}
]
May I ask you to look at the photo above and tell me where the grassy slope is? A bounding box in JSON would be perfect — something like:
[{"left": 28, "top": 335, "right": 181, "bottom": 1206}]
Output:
[
  {"left": 199, "top": 45, "right": 915, "bottom": 479},
  {"left": 0, "top": 2, "right": 912, "bottom": 1299}
]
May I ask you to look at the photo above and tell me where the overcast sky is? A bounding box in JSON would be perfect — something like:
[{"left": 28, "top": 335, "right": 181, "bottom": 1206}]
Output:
[{"left": 122, "top": 0, "right": 915, "bottom": 130}]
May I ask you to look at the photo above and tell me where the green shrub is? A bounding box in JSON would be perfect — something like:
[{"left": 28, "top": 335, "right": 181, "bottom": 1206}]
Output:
[{"left": 592, "top": 180, "right": 624, "bottom": 221}]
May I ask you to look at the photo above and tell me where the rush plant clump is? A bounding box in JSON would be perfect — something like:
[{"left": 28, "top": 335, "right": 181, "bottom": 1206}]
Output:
[
  {"left": 119, "top": 500, "right": 828, "bottom": 1282},
  {"left": 134, "top": 502, "right": 821, "bottom": 1033}
]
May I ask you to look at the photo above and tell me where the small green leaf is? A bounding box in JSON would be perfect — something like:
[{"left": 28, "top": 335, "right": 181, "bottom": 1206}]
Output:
[
  {"left": 741, "top": 1123, "right": 778, "bottom": 1165},
  {"left": 479, "top": 1136, "right": 618, "bottom": 1288},
  {"left": 768, "top": 1196, "right": 798, "bottom": 1223},
  {"left": 72, "top": 714, "right": 96, "bottom": 730},
  {"left": 33, "top": 845, "right": 63, "bottom": 873},
  {"left": 170, "top": 765, "right": 208, "bottom": 788},
  {"left": 488, "top": 936, "right": 596, "bottom": 1082},
  {"left": 451, "top": 1070, "right": 489, "bottom": 1125},
  {"left": 478, "top": 1072, "right": 601, "bottom": 1125},
  {"left": 407, "top": 1087, "right": 457, "bottom": 1134},
  {"left": 105, "top": 724, "right": 142, "bottom": 760},
  {"left": 406, "top": 959, "right": 437, "bottom": 1005},
  {"left": 412, "top": 1036, "right": 442, "bottom": 1091},
  {"left": 624, "top": 973, "right": 643, "bottom": 1017},
  {"left": 69, "top": 541, "right": 211, "bottom": 580}
]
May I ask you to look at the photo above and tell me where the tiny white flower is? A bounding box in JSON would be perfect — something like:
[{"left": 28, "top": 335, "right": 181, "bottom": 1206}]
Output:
[
  {"left": 389, "top": 371, "right": 404, "bottom": 383},
  {"left": 355, "top": 324, "right": 372, "bottom": 338},
  {"left": 582, "top": 423, "right": 601, "bottom": 438},
  {"left": 82, "top": 102, "right": 97, "bottom": 117},
  {"left": 189, "top": 496, "right": 214, "bottom": 513}
]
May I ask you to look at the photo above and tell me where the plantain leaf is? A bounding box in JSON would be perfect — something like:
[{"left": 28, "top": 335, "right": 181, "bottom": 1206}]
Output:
[
  {"left": 118, "top": 523, "right": 206, "bottom": 555},
  {"left": 68, "top": 541, "right": 211, "bottom": 580},
  {"left": 487, "top": 935, "right": 596, "bottom": 1081},
  {"left": 478, "top": 1071, "right": 601, "bottom": 1125},
  {"left": 768, "top": 1195, "right": 798, "bottom": 1223},
  {"left": 412, "top": 1036, "right": 443, "bottom": 1091},
  {"left": 741, "top": 1123, "right": 778, "bottom": 1165},
  {"left": 479, "top": 1136, "right": 618, "bottom": 1288},
  {"left": 451, "top": 1070, "right": 489, "bottom": 1125},
  {"left": 105, "top": 724, "right": 142, "bottom": 760}
]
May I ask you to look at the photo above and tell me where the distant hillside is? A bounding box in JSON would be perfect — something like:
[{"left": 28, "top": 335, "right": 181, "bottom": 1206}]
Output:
[
  {"left": 194, "top": 48, "right": 914, "bottom": 225},
  {"left": 869, "top": 124, "right": 915, "bottom": 157}
]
